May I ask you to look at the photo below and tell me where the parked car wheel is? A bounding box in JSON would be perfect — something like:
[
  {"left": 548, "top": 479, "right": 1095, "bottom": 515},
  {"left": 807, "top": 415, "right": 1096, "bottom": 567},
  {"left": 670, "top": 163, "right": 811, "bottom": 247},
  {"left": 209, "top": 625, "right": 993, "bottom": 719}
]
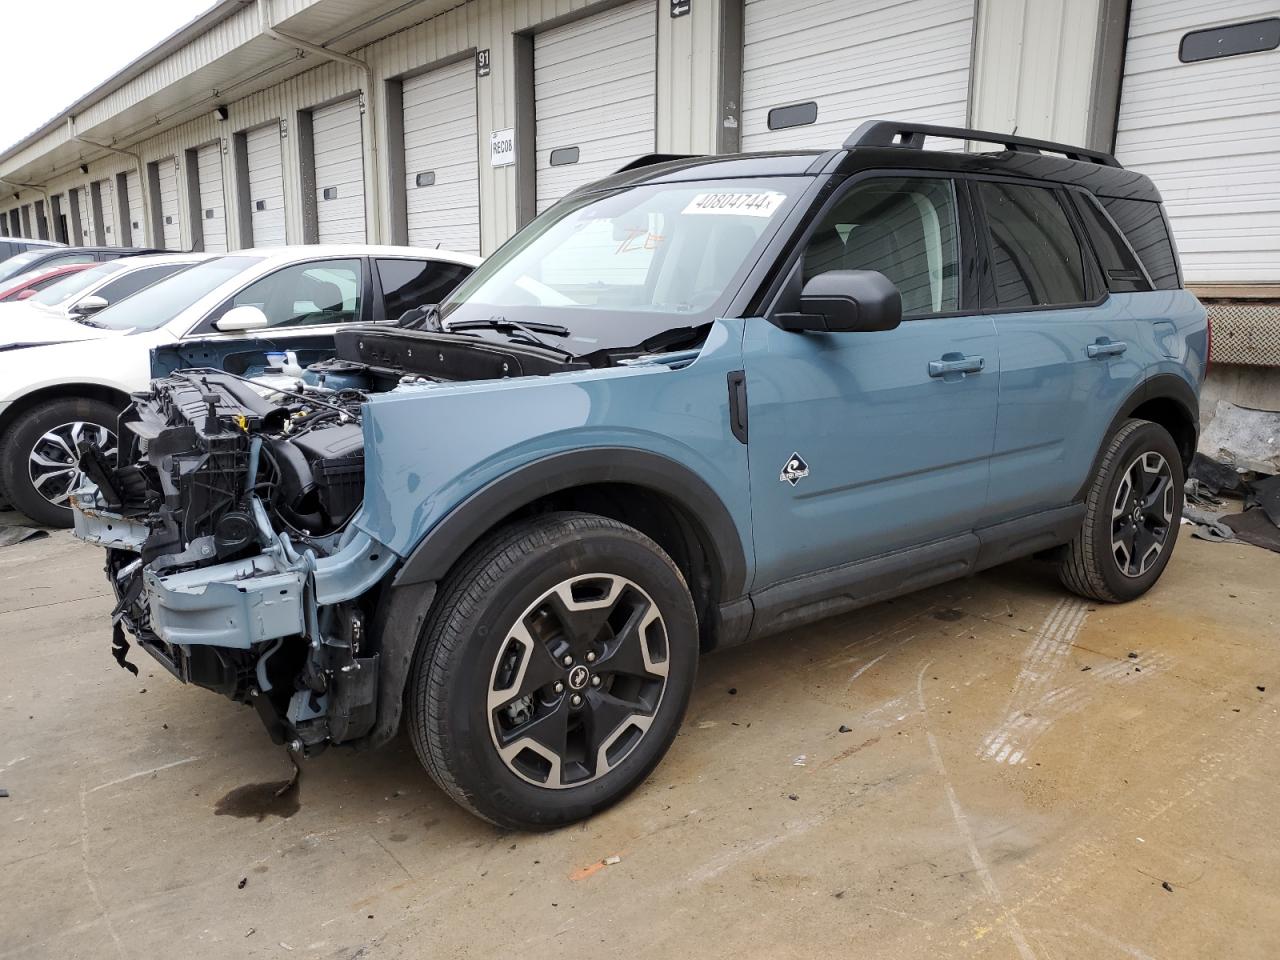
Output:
[
  {"left": 0, "top": 397, "right": 119, "bottom": 528},
  {"left": 406, "top": 511, "right": 699, "bottom": 829},
  {"left": 1058, "top": 418, "right": 1184, "bottom": 603}
]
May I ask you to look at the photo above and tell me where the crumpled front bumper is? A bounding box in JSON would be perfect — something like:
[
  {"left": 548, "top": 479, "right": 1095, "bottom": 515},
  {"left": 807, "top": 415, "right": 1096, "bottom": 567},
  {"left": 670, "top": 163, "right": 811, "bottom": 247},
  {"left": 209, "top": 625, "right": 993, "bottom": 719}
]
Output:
[{"left": 71, "top": 487, "right": 397, "bottom": 651}]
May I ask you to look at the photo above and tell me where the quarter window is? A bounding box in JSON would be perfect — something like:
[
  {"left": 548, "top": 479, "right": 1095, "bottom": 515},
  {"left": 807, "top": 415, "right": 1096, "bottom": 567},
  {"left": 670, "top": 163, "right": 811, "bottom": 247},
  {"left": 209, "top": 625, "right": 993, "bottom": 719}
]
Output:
[
  {"left": 978, "top": 182, "right": 1087, "bottom": 308},
  {"left": 802, "top": 176, "right": 960, "bottom": 318},
  {"left": 376, "top": 258, "right": 473, "bottom": 322},
  {"left": 224, "top": 259, "right": 363, "bottom": 328}
]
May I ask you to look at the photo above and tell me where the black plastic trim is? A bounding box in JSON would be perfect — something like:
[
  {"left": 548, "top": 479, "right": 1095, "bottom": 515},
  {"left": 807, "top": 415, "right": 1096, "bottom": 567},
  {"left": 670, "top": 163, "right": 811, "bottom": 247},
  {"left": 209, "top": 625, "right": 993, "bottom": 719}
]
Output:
[
  {"left": 846, "top": 120, "right": 1122, "bottom": 167},
  {"left": 392, "top": 447, "right": 750, "bottom": 601},
  {"left": 1074, "top": 373, "right": 1200, "bottom": 503},
  {"left": 727, "top": 370, "right": 748, "bottom": 444},
  {"left": 749, "top": 534, "right": 980, "bottom": 642}
]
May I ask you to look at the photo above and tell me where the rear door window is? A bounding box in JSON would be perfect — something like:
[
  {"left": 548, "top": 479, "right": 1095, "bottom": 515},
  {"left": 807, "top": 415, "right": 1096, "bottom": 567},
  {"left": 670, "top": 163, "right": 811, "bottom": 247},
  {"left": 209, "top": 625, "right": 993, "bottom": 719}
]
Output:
[
  {"left": 376, "top": 258, "right": 473, "bottom": 321},
  {"left": 978, "top": 182, "right": 1089, "bottom": 308}
]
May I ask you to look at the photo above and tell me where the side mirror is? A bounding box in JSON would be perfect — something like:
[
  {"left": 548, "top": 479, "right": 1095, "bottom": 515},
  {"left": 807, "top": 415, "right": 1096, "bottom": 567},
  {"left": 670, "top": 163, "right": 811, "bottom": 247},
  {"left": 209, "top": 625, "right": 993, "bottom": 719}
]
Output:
[
  {"left": 73, "top": 294, "right": 109, "bottom": 315},
  {"left": 215, "top": 305, "right": 270, "bottom": 332},
  {"left": 776, "top": 270, "right": 902, "bottom": 333}
]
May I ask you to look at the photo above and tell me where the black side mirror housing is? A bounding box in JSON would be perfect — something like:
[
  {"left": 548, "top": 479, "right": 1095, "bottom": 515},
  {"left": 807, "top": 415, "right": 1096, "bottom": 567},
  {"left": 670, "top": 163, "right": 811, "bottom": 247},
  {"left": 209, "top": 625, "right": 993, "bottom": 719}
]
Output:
[{"left": 776, "top": 269, "right": 902, "bottom": 333}]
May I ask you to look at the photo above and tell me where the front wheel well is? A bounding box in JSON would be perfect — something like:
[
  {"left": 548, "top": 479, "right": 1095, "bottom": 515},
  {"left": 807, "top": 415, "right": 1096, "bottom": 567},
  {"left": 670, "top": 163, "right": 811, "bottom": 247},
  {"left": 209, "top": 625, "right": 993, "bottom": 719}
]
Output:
[
  {"left": 477, "top": 483, "right": 725, "bottom": 652},
  {"left": 0, "top": 384, "right": 132, "bottom": 439}
]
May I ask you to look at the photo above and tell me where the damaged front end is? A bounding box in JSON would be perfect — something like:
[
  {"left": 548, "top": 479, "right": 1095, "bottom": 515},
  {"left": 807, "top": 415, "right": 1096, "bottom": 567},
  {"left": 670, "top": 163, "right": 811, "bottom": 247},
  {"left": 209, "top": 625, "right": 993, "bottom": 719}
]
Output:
[{"left": 74, "top": 368, "right": 397, "bottom": 751}]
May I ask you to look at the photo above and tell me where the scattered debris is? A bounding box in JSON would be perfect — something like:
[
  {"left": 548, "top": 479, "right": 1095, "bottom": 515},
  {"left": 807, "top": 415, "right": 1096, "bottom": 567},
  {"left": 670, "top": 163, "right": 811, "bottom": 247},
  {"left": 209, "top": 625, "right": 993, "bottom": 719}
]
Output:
[
  {"left": 1128, "top": 652, "right": 1139, "bottom": 659},
  {"left": 1222, "top": 508, "right": 1280, "bottom": 554},
  {"left": 604, "top": 855, "right": 621, "bottom": 866},
  {"left": 932, "top": 608, "right": 964, "bottom": 622},
  {"left": 0, "top": 788, "right": 9, "bottom": 798},
  {"left": 838, "top": 724, "right": 852, "bottom": 734},
  {"left": 1162, "top": 881, "right": 1174, "bottom": 893},
  {"left": 787, "top": 793, "right": 799, "bottom": 801},
  {"left": 1081, "top": 665, "right": 1092, "bottom": 672},
  {"left": 1199, "top": 400, "right": 1280, "bottom": 475},
  {"left": 238, "top": 877, "right": 247, "bottom": 890},
  {"left": 833, "top": 890, "right": 846, "bottom": 899},
  {"left": 792, "top": 755, "right": 807, "bottom": 766},
  {"left": 727, "top": 687, "right": 737, "bottom": 695},
  {"left": 0, "top": 526, "right": 48, "bottom": 548},
  {"left": 1190, "top": 451, "right": 1249, "bottom": 495},
  {"left": 1258, "top": 686, "right": 1267, "bottom": 693},
  {"left": 1183, "top": 504, "right": 1235, "bottom": 542}
]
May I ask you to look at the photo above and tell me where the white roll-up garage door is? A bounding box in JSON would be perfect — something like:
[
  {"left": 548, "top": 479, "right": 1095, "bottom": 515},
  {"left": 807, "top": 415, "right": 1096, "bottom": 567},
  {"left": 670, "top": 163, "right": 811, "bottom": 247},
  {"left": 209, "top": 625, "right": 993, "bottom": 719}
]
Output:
[
  {"left": 1115, "top": 2, "right": 1280, "bottom": 284},
  {"left": 534, "top": 0, "right": 656, "bottom": 214},
  {"left": 246, "top": 124, "right": 287, "bottom": 248},
  {"left": 125, "top": 170, "right": 145, "bottom": 245},
  {"left": 96, "top": 179, "right": 117, "bottom": 245},
  {"left": 75, "top": 187, "right": 91, "bottom": 245},
  {"left": 741, "top": 0, "right": 975, "bottom": 151},
  {"left": 196, "top": 143, "right": 227, "bottom": 253},
  {"left": 312, "top": 98, "right": 367, "bottom": 244},
  {"left": 156, "top": 157, "right": 181, "bottom": 250},
  {"left": 403, "top": 60, "right": 481, "bottom": 255}
]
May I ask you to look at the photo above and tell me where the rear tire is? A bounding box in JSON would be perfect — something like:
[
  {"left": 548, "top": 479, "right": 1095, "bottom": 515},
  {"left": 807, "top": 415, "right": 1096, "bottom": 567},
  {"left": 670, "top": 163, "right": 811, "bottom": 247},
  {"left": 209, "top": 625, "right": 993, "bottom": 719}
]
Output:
[
  {"left": 1058, "top": 418, "right": 1183, "bottom": 603},
  {"left": 406, "top": 511, "right": 699, "bottom": 830},
  {"left": 0, "top": 397, "right": 119, "bottom": 528}
]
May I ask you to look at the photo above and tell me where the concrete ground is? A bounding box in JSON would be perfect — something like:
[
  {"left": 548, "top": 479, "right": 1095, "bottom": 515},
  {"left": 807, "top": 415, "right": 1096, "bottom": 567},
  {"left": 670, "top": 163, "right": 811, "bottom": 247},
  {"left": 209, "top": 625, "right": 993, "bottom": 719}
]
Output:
[{"left": 1, "top": 524, "right": 1277, "bottom": 960}]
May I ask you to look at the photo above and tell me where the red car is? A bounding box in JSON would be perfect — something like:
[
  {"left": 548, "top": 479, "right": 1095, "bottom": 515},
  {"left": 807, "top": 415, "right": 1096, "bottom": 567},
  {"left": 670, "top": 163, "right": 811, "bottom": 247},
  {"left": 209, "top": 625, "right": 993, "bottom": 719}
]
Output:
[{"left": 0, "top": 262, "right": 94, "bottom": 302}]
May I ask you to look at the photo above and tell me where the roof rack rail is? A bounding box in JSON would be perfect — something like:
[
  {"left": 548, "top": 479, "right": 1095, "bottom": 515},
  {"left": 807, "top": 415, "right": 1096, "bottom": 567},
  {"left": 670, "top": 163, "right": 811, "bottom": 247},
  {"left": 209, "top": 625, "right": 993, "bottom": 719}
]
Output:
[
  {"left": 615, "top": 153, "right": 699, "bottom": 173},
  {"left": 844, "top": 120, "right": 1122, "bottom": 167}
]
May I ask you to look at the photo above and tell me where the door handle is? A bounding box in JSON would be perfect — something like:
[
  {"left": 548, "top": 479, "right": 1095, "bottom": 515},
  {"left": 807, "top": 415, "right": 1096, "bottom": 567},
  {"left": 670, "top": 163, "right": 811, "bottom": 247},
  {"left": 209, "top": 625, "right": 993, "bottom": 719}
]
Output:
[
  {"left": 928, "top": 352, "right": 985, "bottom": 380},
  {"left": 1087, "top": 337, "right": 1127, "bottom": 359}
]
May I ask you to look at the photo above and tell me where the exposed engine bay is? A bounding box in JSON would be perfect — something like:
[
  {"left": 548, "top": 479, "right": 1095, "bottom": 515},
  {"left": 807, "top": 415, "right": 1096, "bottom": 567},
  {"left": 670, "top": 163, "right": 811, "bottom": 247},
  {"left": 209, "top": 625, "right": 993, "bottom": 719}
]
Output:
[{"left": 74, "top": 326, "right": 589, "bottom": 751}]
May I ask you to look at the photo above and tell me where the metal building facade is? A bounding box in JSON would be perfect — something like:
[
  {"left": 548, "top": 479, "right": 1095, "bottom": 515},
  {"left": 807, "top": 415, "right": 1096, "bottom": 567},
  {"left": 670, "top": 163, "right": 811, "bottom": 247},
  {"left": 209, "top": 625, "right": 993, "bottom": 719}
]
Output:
[{"left": 0, "top": 0, "right": 1273, "bottom": 310}]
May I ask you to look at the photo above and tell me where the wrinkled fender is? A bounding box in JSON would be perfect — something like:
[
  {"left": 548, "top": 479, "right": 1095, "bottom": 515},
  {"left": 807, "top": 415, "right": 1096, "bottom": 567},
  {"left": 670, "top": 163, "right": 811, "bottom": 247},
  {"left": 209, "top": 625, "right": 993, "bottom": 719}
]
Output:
[{"left": 392, "top": 446, "right": 749, "bottom": 598}]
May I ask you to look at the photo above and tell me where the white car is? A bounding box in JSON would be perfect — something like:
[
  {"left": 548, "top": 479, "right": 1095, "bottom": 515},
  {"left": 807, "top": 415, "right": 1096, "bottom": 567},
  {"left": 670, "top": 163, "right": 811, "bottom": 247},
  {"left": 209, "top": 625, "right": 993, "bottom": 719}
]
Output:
[
  {"left": 0, "top": 245, "right": 479, "bottom": 526},
  {"left": 0, "top": 253, "right": 211, "bottom": 347}
]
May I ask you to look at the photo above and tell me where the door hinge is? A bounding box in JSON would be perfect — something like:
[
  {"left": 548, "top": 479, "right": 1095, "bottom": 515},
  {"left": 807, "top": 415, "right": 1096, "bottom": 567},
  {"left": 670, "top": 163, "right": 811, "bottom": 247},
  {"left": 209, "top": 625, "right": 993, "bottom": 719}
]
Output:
[{"left": 727, "top": 370, "right": 748, "bottom": 444}]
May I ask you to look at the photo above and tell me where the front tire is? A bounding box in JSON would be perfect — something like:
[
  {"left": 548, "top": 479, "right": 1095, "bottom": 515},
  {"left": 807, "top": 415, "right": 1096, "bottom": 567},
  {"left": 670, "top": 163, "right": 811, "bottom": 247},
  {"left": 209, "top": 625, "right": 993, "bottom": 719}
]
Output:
[
  {"left": 406, "top": 512, "right": 699, "bottom": 829},
  {"left": 1058, "top": 418, "right": 1184, "bottom": 603},
  {"left": 0, "top": 397, "right": 119, "bottom": 528}
]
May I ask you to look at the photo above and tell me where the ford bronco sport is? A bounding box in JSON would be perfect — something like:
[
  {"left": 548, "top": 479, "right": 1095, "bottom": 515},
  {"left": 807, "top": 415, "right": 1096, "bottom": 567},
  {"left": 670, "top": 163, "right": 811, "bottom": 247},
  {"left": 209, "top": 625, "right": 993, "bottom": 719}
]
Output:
[{"left": 72, "top": 121, "right": 1207, "bottom": 829}]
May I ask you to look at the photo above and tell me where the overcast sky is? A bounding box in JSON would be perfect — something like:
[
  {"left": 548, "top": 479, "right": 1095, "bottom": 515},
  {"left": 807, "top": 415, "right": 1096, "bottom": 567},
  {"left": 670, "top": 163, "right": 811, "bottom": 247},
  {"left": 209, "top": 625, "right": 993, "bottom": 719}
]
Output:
[{"left": 0, "top": 0, "right": 214, "bottom": 152}]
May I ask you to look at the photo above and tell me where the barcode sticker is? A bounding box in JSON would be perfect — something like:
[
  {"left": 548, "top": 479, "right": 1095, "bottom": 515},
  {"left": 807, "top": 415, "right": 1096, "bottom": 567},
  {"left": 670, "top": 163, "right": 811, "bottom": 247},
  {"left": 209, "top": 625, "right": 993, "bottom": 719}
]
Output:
[{"left": 682, "top": 191, "right": 786, "bottom": 218}]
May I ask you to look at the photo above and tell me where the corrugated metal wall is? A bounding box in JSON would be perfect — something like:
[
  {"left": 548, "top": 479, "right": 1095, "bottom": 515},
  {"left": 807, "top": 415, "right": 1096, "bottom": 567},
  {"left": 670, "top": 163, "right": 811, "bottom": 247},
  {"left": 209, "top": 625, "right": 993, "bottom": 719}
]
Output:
[
  {"left": 2, "top": 0, "right": 1267, "bottom": 293},
  {"left": 0, "top": 0, "right": 725, "bottom": 255}
]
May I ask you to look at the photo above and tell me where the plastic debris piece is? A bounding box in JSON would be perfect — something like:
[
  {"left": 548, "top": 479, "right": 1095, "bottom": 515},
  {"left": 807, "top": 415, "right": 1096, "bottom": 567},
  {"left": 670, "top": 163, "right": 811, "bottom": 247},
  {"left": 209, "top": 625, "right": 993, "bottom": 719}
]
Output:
[{"left": 604, "top": 855, "right": 621, "bottom": 866}]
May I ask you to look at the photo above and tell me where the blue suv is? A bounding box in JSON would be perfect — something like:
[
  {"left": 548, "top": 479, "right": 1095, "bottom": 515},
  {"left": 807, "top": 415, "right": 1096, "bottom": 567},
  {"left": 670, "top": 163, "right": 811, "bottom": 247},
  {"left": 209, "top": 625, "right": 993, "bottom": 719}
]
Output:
[{"left": 73, "top": 121, "right": 1207, "bottom": 829}]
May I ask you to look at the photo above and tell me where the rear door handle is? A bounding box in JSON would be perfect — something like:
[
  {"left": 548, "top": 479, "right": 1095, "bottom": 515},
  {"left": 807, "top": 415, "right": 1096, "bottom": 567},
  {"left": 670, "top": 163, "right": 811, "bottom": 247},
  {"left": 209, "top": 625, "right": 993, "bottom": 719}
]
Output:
[
  {"left": 1087, "top": 337, "right": 1127, "bottom": 359},
  {"left": 928, "top": 352, "right": 985, "bottom": 380}
]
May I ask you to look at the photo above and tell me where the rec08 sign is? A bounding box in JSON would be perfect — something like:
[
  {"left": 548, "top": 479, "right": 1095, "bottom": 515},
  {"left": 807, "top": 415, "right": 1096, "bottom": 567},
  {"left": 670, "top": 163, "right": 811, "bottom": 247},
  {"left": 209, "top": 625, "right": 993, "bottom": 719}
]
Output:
[{"left": 490, "top": 128, "right": 515, "bottom": 167}]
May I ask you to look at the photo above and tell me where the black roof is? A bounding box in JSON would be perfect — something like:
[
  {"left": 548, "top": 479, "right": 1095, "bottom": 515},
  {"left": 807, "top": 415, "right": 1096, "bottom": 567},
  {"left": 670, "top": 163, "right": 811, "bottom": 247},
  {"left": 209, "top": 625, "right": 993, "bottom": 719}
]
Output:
[{"left": 577, "top": 119, "right": 1162, "bottom": 205}]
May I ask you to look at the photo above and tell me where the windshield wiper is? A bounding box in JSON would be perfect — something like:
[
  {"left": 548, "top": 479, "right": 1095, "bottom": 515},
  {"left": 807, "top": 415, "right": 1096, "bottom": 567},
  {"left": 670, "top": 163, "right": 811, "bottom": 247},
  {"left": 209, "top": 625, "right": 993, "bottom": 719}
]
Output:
[
  {"left": 71, "top": 315, "right": 105, "bottom": 328},
  {"left": 446, "top": 316, "right": 575, "bottom": 359},
  {"left": 448, "top": 317, "right": 571, "bottom": 337}
]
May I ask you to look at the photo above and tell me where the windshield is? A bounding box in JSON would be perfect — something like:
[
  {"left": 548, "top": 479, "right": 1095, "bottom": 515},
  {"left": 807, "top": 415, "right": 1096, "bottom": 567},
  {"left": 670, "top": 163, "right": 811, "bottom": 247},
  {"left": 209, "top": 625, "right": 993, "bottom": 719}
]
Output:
[
  {"left": 31, "top": 261, "right": 125, "bottom": 306},
  {"left": 92, "top": 256, "right": 263, "bottom": 332},
  {"left": 440, "top": 179, "right": 798, "bottom": 353},
  {"left": 0, "top": 251, "right": 50, "bottom": 284}
]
